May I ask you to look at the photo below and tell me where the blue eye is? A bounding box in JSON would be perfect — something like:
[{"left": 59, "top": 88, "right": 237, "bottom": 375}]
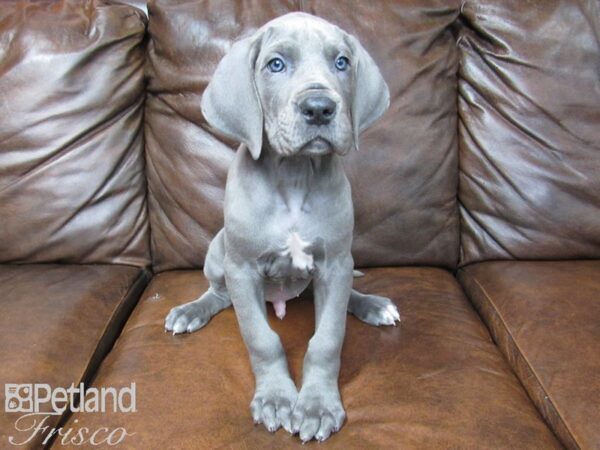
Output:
[
  {"left": 335, "top": 56, "right": 349, "bottom": 71},
  {"left": 267, "top": 57, "right": 285, "bottom": 73}
]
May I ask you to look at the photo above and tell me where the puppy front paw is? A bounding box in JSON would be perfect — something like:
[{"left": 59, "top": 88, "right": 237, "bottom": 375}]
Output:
[
  {"left": 250, "top": 377, "right": 298, "bottom": 433},
  {"left": 291, "top": 384, "right": 346, "bottom": 442}
]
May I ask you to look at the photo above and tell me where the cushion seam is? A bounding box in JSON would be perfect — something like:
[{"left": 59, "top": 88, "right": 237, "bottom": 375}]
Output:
[
  {"left": 44, "top": 267, "right": 150, "bottom": 449},
  {"left": 460, "top": 268, "right": 578, "bottom": 450},
  {"left": 76, "top": 267, "right": 151, "bottom": 384}
]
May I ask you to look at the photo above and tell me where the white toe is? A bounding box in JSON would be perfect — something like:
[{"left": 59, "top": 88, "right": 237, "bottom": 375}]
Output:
[
  {"left": 380, "top": 311, "right": 395, "bottom": 325},
  {"left": 386, "top": 304, "right": 401, "bottom": 322}
]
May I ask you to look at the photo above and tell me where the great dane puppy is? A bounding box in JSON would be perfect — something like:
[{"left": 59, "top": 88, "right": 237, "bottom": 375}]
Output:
[{"left": 165, "top": 12, "right": 400, "bottom": 442}]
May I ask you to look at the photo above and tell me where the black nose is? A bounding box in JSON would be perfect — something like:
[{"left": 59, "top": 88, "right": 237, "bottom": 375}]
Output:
[{"left": 299, "top": 96, "right": 337, "bottom": 125}]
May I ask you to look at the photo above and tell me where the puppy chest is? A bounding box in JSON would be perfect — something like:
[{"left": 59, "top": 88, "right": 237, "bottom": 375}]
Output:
[
  {"left": 257, "top": 231, "right": 323, "bottom": 280},
  {"left": 285, "top": 232, "right": 313, "bottom": 271}
]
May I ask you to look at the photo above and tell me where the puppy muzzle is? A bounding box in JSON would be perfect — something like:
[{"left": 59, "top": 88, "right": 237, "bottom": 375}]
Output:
[{"left": 292, "top": 88, "right": 349, "bottom": 156}]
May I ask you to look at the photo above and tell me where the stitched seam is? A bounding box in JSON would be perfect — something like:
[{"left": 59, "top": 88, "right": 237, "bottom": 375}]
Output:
[
  {"left": 78, "top": 267, "right": 150, "bottom": 383},
  {"left": 461, "top": 269, "right": 578, "bottom": 450},
  {"left": 43, "top": 267, "right": 150, "bottom": 449}
]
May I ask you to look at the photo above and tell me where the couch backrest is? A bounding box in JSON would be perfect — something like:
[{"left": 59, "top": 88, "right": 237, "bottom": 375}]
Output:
[
  {"left": 0, "top": 0, "right": 150, "bottom": 267},
  {"left": 145, "top": 0, "right": 461, "bottom": 272},
  {"left": 458, "top": 0, "right": 600, "bottom": 265}
]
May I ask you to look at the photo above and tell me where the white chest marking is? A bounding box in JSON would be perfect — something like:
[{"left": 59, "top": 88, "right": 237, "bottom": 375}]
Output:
[{"left": 283, "top": 232, "right": 313, "bottom": 272}]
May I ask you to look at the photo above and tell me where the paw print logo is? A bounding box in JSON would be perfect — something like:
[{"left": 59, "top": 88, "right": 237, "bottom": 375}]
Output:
[{"left": 5, "top": 384, "right": 33, "bottom": 413}]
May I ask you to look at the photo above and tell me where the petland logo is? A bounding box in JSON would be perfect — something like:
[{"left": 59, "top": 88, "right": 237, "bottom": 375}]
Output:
[{"left": 5, "top": 383, "right": 136, "bottom": 446}]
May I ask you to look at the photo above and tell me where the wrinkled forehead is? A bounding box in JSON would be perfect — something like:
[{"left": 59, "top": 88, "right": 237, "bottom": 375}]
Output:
[{"left": 258, "top": 14, "right": 350, "bottom": 58}]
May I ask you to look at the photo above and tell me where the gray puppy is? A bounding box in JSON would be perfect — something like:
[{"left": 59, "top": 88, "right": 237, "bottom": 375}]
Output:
[{"left": 165, "top": 12, "right": 400, "bottom": 442}]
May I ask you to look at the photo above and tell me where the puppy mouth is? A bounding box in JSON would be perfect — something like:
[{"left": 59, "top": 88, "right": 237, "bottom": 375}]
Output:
[{"left": 297, "top": 137, "right": 333, "bottom": 156}]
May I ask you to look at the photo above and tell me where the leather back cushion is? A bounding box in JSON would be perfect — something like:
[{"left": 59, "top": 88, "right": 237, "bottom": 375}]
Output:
[
  {"left": 0, "top": 1, "right": 150, "bottom": 267},
  {"left": 458, "top": 0, "right": 600, "bottom": 265},
  {"left": 146, "top": 0, "right": 461, "bottom": 272}
]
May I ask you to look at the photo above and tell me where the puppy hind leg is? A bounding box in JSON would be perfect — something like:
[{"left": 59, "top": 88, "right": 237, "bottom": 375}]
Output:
[
  {"left": 165, "top": 287, "right": 231, "bottom": 334},
  {"left": 347, "top": 289, "right": 400, "bottom": 326},
  {"left": 165, "top": 229, "right": 232, "bottom": 334}
]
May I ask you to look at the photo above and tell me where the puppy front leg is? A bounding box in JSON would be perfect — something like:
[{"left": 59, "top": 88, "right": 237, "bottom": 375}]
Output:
[
  {"left": 224, "top": 264, "right": 298, "bottom": 433},
  {"left": 292, "top": 256, "right": 353, "bottom": 442}
]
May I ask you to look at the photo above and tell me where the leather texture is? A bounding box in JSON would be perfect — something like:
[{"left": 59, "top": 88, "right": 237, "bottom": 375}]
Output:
[
  {"left": 458, "top": 0, "right": 600, "bottom": 265},
  {"left": 1, "top": 2, "right": 596, "bottom": 449},
  {"left": 120, "top": 0, "right": 148, "bottom": 15},
  {"left": 62, "top": 268, "right": 560, "bottom": 449},
  {"left": 0, "top": 0, "right": 150, "bottom": 267},
  {"left": 145, "top": 0, "right": 461, "bottom": 272},
  {"left": 459, "top": 261, "right": 600, "bottom": 450},
  {"left": 0, "top": 264, "right": 150, "bottom": 449}
]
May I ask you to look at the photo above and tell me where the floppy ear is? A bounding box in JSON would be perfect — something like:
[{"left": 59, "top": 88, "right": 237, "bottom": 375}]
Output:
[
  {"left": 349, "top": 35, "right": 390, "bottom": 151},
  {"left": 201, "top": 36, "right": 263, "bottom": 160}
]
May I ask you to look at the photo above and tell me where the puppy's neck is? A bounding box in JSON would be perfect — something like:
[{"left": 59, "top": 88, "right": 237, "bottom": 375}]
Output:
[{"left": 260, "top": 145, "right": 334, "bottom": 212}]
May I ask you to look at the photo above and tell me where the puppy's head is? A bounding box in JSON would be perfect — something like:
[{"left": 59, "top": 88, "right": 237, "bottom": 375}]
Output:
[{"left": 201, "top": 13, "right": 389, "bottom": 160}]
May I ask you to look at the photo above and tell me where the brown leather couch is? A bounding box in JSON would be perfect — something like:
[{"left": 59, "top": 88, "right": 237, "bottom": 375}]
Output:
[{"left": 1, "top": 1, "right": 598, "bottom": 449}]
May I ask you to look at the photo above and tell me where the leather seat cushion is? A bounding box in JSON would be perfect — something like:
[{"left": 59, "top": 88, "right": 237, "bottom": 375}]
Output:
[
  {"left": 63, "top": 268, "right": 560, "bottom": 448},
  {"left": 0, "top": 264, "right": 149, "bottom": 449},
  {"left": 459, "top": 260, "right": 600, "bottom": 449}
]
